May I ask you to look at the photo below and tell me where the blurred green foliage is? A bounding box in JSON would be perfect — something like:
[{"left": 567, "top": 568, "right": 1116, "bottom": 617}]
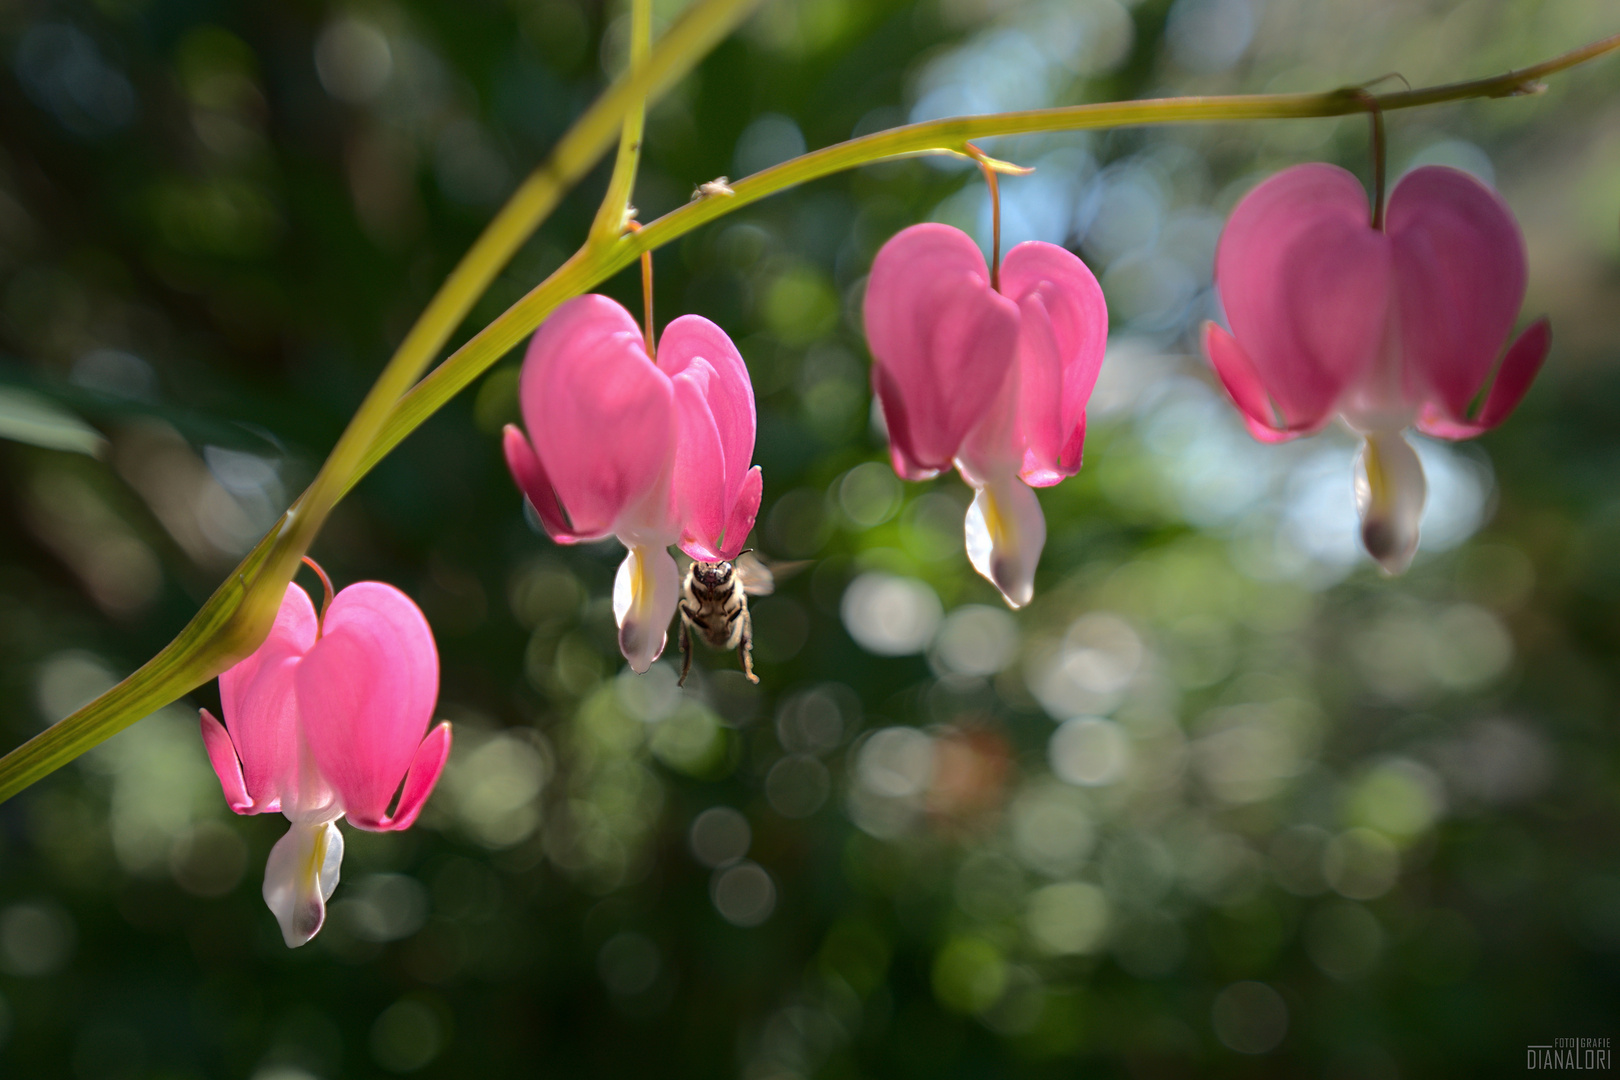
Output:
[{"left": 0, "top": 0, "right": 1618, "bottom": 1077}]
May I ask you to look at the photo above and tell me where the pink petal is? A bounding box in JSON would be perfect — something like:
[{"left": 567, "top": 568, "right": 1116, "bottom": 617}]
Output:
[
  {"left": 873, "top": 365, "right": 942, "bottom": 481},
  {"left": 669, "top": 358, "right": 729, "bottom": 558},
  {"left": 520, "top": 294, "right": 678, "bottom": 540},
  {"left": 863, "top": 224, "right": 1021, "bottom": 477},
  {"left": 1476, "top": 317, "right": 1551, "bottom": 429},
  {"left": 1215, "top": 163, "right": 1393, "bottom": 430},
  {"left": 717, "top": 465, "right": 763, "bottom": 561},
  {"left": 503, "top": 424, "right": 584, "bottom": 542},
  {"left": 297, "top": 582, "right": 440, "bottom": 830},
  {"left": 957, "top": 333, "right": 1023, "bottom": 482},
  {"left": 200, "top": 708, "right": 254, "bottom": 814},
  {"left": 1416, "top": 318, "right": 1551, "bottom": 439},
  {"left": 369, "top": 721, "right": 452, "bottom": 832},
  {"left": 680, "top": 463, "right": 762, "bottom": 562},
  {"left": 217, "top": 582, "right": 317, "bottom": 815},
  {"left": 659, "top": 315, "right": 756, "bottom": 511},
  {"left": 1022, "top": 414, "right": 1087, "bottom": 487},
  {"left": 1203, "top": 322, "right": 1315, "bottom": 443},
  {"left": 1057, "top": 412, "right": 1086, "bottom": 478},
  {"left": 999, "top": 241, "right": 1108, "bottom": 483},
  {"left": 1387, "top": 166, "right": 1529, "bottom": 422}
]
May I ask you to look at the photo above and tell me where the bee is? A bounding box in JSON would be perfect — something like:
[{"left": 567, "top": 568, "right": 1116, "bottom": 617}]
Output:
[{"left": 676, "top": 551, "right": 782, "bottom": 687}]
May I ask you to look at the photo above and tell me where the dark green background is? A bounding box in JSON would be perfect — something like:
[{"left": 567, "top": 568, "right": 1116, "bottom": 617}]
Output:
[{"left": 0, "top": 0, "right": 1616, "bottom": 1076}]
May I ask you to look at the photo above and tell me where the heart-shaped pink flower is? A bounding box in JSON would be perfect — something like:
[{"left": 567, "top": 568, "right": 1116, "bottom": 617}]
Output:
[
  {"left": 201, "top": 579, "right": 450, "bottom": 946},
  {"left": 502, "top": 294, "right": 762, "bottom": 670},
  {"left": 863, "top": 223, "right": 1107, "bottom": 606},
  {"left": 1206, "top": 163, "right": 1550, "bottom": 571}
]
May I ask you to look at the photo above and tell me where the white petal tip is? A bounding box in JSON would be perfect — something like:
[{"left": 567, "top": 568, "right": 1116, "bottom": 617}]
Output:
[
  {"left": 995, "top": 578, "right": 1033, "bottom": 609},
  {"left": 613, "top": 545, "right": 678, "bottom": 674},
  {"left": 1354, "top": 431, "right": 1426, "bottom": 577},
  {"left": 965, "top": 479, "right": 1045, "bottom": 610},
  {"left": 263, "top": 821, "right": 344, "bottom": 949}
]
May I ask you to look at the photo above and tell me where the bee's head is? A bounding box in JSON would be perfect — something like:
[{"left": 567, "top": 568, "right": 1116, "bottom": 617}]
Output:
[{"left": 693, "top": 561, "right": 731, "bottom": 586}]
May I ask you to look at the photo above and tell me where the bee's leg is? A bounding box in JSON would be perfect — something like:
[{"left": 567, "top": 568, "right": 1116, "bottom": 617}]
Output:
[
  {"left": 677, "top": 618, "right": 693, "bottom": 688},
  {"left": 738, "top": 606, "right": 759, "bottom": 684}
]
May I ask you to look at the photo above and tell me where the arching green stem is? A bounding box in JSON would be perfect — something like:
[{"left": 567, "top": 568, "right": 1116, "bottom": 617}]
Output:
[{"left": 2, "top": 28, "right": 1617, "bottom": 806}]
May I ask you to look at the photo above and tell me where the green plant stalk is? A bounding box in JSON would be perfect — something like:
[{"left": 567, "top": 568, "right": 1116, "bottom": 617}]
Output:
[
  {"left": 360, "top": 29, "right": 1620, "bottom": 483},
  {"left": 0, "top": 0, "right": 765, "bottom": 806},
  {"left": 588, "top": 0, "right": 652, "bottom": 246},
  {"left": 4, "top": 29, "right": 1615, "bottom": 805}
]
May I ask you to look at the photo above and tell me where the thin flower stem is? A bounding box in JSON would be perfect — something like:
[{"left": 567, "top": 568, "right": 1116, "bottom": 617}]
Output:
[
  {"left": 626, "top": 221, "right": 656, "bottom": 355},
  {"left": 1371, "top": 104, "right": 1387, "bottom": 230},
  {"left": 1350, "top": 89, "right": 1389, "bottom": 229},
  {"left": 300, "top": 556, "right": 336, "bottom": 636},
  {"left": 965, "top": 143, "right": 1003, "bottom": 291}
]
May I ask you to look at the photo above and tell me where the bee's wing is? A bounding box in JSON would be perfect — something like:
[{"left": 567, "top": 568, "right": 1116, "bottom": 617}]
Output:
[
  {"left": 737, "top": 552, "right": 812, "bottom": 595},
  {"left": 735, "top": 551, "right": 775, "bottom": 596}
]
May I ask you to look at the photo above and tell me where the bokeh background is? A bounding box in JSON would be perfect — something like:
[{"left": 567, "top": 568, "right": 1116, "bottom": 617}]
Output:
[{"left": 0, "top": 0, "right": 1617, "bottom": 1076}]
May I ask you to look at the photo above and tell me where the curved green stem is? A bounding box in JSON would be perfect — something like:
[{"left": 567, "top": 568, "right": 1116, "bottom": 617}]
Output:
[
  {"left": 0, "top": 0, "right": 764, "bottom": 806},
  {"left": 588, "top": 0, "right": 653, "bottom": 245},
  {"left": 3, "top": 27, "right": 1615, "bottom": 805},
  {"left": 358, "top": 29, "right": 1620, "bottom": 485}
]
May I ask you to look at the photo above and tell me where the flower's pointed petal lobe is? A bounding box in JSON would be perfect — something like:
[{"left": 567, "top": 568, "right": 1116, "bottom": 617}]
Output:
[
  {"left": 371, "top": 722, "right": 452, "bottom": 832},
  {"left": 872, "top": 365, "right": 941, "bottom": 481},
  {"left": 521, "top": 294, "right": 677, "bottom": 539},
  {"left": 262, "top": 820, "right": 344, "bottom": 948},
  {"left": 1006, "top": 288, "right": 1062, "bottom": 478},
  {"left": 1216, "top": 164, "right": 1391, "bottom": 429},
  {"left": 1203, "top": 322, "right": 1313, "bottom": 443},
  {"left": 863, "top": 224, "right": 1021, "bottom": 475},
  {"left": 613, "top": 545, "right": 679, "bottom": 673},
  {"left": 200, "top": 709, "right": 254, "bottom": 814},
  {"left": 1000, "top": 241, "right": 1107, "bottom": 482},
  {"left": 1354, "top": 430, "right": 1427, "bottom": 575},
  {"left": 1204, "top": 322, "right": 1276, "bottom": 428},
  {"left": 218, "top": 583, "right": 317, "bottom": 814},
  {"left": 1420, "top": 316, "right": 1552, "bottom": 439},
  {"left": 659, "top": 315, "right": 756, "bottom": 510},
  {"left": 1055, "top": 411, "right": 1087, "bottom": 481},
  {"left": 677, "top": 463, "right": 761, "bottom": 562},
  {"left": 502, "top": 424, "right": 583, "bottom": 542},
  {"left": 1476, "top": 318, "right": 1551, "bottom": 429},
  {"left": 718, "top": 465, "right": 763, "bottom": 561},
  {"left": 1387, "top": 166, "right": 1529, "bottom": 421},
  {"left": 964, "top": 475, "right": 1046, "bottom": 609},
  {"left": 669, "top": 359, "right": 729, "bottom": 558},
  {"left": 298, "top": 583, "right": 439, "bottom": 830},
  {"left": 1239, "top": 411, "right": 1312, "bottom": 445}
]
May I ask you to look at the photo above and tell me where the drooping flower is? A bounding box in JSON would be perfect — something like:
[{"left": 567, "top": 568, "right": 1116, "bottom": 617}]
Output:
[
  {"left": 1205, "top": 163, "right": 1550, "bottom": 573},
  {"left": 200, "top": 575, "right": 451, "bottom": 947},
  {"left": 503, "top": 294, "right": 762, "bottom": 671},
  {"left": 863, "top": 223, "right": 1107, "bottom": 607}
]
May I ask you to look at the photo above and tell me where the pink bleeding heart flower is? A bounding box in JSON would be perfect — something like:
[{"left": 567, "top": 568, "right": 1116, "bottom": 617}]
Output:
[
  {"left": 863, "top": 223, "right": 1107, "bottom": 607},
  {"left": 200, "top": 577, "right": 450, "bottom": 947},
  {"left": 503, "top": 294, "right": 762, "bottom": 671},
  {"left": 1206, "top": 163, "right": 1550, "bottom": 573}
]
